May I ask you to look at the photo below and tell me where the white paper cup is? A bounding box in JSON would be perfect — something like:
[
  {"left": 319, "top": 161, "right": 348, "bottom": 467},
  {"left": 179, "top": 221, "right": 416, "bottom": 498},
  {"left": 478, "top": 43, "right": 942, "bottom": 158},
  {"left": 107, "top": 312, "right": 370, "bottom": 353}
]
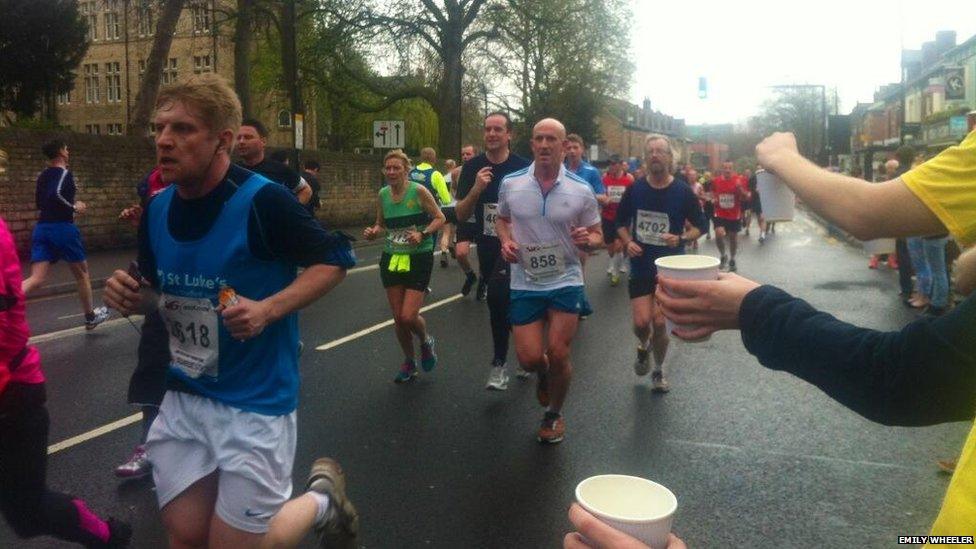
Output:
[
  {"left": 575, "top": 475, "right": 677, "bottom": 549},
  {"left": 863, "top": 238, "right": 896, "bottom": 255},
  {"left": 756, "top": 169, "right": 796, "bottom": 221},
  {"left": 655, "top": 254, "right": 721, "bottom": 341}
]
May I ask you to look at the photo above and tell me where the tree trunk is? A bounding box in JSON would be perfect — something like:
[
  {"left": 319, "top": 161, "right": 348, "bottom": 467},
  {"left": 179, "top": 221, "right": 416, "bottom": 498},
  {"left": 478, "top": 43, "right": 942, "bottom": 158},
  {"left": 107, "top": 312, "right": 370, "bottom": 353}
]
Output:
[
  {"left": 127, "top": 0, "right": 186, "bottom": 136},
  {"left": 437, "top": 43, "right": 463, "bottom": 157},
  {"left": 233, "top": 0, "right": 254, "bottom": 118}
]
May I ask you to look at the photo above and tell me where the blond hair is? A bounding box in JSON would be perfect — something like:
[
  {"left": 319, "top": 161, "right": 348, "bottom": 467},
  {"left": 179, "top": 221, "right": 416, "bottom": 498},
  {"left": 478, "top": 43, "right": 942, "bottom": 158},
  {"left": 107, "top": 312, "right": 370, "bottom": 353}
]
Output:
[
  {"left": 420, "top": 147, "right": 436, "bottom": 163},
  {"left": 384, "top": 149, "right": 411, "bottom": 170},
  {"left": 155, "top": 73, "right": 242, "bottom": 138}
]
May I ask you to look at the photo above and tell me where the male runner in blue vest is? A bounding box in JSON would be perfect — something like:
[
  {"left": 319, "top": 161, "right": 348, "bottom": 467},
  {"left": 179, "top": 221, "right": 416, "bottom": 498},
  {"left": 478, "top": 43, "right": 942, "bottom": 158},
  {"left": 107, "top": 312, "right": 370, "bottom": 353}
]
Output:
[{"left": 104, "top": 74, "right": 358, "bottom": 549}]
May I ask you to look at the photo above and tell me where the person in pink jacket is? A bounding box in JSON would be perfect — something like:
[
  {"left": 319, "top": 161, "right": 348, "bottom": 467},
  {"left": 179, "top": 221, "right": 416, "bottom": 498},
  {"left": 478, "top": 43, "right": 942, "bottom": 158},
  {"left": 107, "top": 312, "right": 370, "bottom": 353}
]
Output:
[{"left": 0, "top": 215, "right": 131, "bottom": 547}]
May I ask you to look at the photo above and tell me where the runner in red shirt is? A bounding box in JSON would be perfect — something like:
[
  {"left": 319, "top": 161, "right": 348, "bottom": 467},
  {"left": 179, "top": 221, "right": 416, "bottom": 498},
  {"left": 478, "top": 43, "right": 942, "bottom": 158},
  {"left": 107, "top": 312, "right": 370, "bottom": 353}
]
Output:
[
  {"left": 711, "top": 161, "right": 751, "bottom": 271},
  {"left": 602, "top": 155, "right": 634, "bottom": 286}
]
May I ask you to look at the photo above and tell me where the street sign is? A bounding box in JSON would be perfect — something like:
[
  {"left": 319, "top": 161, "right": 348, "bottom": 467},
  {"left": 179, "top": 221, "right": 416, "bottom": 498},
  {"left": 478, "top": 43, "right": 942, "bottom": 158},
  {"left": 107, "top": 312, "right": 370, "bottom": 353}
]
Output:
[
  {"left": 373, "top": 120, "right": 405, "bottom": 149},
  {"left": 294, "top": 113, "right": 304, "bottom": 150}
]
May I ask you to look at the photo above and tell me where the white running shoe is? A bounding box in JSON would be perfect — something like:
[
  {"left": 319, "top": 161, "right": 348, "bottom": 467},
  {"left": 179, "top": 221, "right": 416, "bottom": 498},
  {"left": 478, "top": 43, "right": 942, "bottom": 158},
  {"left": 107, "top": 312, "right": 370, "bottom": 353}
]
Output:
[
  {"left": 515, "top": 365, "right": 531, "bottom": 379},
  {"left": 85, "top": 306, "right": 110, "bottom": 330},
  {"left": 486, "top": 364, "right": 510, "bottom": 390},
  {"left": 651, "top": 371, "right": 670, "bottom": 393}
]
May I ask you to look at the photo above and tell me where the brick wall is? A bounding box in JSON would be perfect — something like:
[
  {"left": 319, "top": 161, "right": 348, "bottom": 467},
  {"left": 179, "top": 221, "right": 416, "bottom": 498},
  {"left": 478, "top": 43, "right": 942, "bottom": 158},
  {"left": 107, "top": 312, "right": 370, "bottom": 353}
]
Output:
[{"left": 0, "top": 129, "right": 384, "bottom": 256}]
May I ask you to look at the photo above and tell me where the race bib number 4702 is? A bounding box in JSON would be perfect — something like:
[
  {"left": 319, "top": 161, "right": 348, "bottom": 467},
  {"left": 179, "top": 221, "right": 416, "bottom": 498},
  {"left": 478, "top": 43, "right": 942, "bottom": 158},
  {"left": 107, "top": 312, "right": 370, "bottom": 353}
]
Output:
[
  {"left": 521, "top": 242, "right": 565, "bottom": 282},
  {"left": 635, "top": 210, "right": 670, "bottom": 246},
  {"left": 161, "top": 294, "right": 219, "bottom": 379}
]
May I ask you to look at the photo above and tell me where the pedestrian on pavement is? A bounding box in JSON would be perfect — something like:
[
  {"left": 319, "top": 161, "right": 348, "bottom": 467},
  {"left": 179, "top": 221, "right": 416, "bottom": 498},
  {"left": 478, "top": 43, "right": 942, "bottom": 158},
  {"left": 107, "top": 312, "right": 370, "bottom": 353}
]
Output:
[
  {"left": 615, "top": 134, "right": 705, "bottom": 392},
  {"left": 656, "top": 129, "right": 976, "bottom": 543},
  {"left": 364, "top": 149, "right": 446, "bottom": 383},
  {"left": 302, "top": 159, "right": 323, "bottom": 217},
  {"left": 236, "top": 118, "right": 312, "bottom": 206},
  {"left": 21, "top": 139, "right": 110, "bottom": 330},
  {"left": 496, "top": 118, "right": 604, "bottom": 443},
  {"left": 0, "top": 215, "right": 132, "bottom": 548},
  {"left": 114, "top": 166, "right": 171, "bottom": 481},
  {"left": 103, "top": 74, "right": 358, "bottom": 548},
  {"left": 453, "top": 112, "right": 532, "bottom": 390}
]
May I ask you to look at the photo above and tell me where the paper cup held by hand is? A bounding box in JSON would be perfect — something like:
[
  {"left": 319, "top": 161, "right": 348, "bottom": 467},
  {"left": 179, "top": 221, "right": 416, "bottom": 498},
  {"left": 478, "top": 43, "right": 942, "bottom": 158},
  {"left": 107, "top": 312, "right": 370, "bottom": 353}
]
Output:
[
  {"left": 575, "top": 475, "right": 677, "bottom": 549},
  {"left": 756, "top": 169, "right": 796, "bottom": 222},
  {"left": 655, "top": 254, "right": 720, "bottom": 341},
  {"left": 863, "top": 238, "right": 896, "bottom": 255}
]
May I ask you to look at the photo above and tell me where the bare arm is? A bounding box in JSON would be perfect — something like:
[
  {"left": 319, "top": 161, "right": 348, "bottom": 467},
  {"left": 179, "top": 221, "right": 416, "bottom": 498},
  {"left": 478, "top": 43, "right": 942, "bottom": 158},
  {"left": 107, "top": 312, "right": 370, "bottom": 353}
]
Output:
[
  {"left": 455, "top": 166, "right": 491, "bottom": 224},
  {"left": 295, "top": 182, "right": 312, "bottom": 205},
  {"left": 417, "top": 185, "right": 447, "bottom": 236},
  {"left": 223, "top": 264, "right": 346, "bottom": 340},
  {"left": 757, "top": 133, "right": 944, "bottom": 240}
]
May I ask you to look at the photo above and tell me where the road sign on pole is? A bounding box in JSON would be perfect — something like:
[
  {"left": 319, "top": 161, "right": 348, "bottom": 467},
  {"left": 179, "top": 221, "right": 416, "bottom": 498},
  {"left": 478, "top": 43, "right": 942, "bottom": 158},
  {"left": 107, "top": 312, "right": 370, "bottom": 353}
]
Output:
[
  {"left": 373, "top": 120, "right": 405, "bottom": 149},
  {"left": 294, "top": 113, "right": 304, "bottom": 150}
]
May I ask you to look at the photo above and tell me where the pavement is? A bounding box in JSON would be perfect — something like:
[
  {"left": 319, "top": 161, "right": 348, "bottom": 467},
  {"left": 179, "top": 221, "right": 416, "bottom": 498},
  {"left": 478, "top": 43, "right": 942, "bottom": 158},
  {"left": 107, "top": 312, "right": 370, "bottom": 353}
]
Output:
[
  {"left": 5, "top": 212, "right": 968, "bottom": 548},
  {"left": 20, "top": 225, "right": 374, "bottom": 299}
]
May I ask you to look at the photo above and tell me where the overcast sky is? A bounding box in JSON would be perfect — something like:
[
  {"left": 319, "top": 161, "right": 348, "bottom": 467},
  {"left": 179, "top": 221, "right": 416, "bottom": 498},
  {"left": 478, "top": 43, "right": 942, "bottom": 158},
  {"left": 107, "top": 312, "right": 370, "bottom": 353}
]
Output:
[{"left": 629, "top": 0, "right": 976, "bottom": 124}]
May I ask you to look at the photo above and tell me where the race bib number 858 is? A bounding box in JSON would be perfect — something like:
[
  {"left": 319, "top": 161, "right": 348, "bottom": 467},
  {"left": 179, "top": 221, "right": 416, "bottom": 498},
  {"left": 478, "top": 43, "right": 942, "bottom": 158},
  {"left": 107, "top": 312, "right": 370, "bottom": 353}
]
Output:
[{"left": 522, "top": 242, "right": 565, "bottom": 282}]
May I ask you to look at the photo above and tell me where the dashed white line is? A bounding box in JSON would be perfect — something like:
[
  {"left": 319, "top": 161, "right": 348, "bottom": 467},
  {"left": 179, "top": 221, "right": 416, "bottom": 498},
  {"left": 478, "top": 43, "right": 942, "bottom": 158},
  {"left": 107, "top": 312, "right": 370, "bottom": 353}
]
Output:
[{"left": 47, "top": 293, "right": 465, "bottom": 455}]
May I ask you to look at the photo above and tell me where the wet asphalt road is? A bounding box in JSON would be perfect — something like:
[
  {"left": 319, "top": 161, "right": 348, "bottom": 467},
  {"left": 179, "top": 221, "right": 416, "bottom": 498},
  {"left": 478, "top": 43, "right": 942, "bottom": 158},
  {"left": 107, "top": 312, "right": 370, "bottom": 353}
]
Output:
[{"left": 3, "top": 212, "right": 967, "bottom": 548}]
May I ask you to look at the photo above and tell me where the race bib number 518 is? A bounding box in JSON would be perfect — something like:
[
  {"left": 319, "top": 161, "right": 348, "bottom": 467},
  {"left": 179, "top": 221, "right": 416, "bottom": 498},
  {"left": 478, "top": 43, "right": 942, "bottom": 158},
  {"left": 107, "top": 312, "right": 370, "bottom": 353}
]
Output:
[{"left": 161, "top": 294, "right": 219, "bottom": 379}]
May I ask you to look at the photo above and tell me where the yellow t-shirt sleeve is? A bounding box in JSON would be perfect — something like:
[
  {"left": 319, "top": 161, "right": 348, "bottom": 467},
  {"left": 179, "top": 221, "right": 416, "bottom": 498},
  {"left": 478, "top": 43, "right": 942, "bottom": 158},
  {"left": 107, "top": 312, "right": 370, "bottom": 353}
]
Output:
[
  {"left": 926, "top": 422, "right": 976, "bottom": 543},
  {"left": 901, "top": 129, "right": 976, "bottom": 247},
  {"left": 431, "top": 171, "right": 452, "bottom": 205}
]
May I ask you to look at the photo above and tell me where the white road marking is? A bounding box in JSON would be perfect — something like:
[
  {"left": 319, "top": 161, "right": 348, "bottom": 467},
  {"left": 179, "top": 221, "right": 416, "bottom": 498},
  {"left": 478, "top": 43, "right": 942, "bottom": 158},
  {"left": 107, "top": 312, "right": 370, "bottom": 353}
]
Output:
[
  {"left": 28, "top": 316, "right": 143, "bottom": 345},
  {"left": 46, "top": 293, "right": 464, "bottom": 455},
  {"left": 315, "top": 294, "right": 463, "bottom": 351},
  {"left": 57, "top": 312, "right": 85, "bottom": 320},
  {"left": 667, "top": 437, "right": 921, "bottom": 471},
  {"left": 48, "top": 414, "right": 142, "bottom": 455}
]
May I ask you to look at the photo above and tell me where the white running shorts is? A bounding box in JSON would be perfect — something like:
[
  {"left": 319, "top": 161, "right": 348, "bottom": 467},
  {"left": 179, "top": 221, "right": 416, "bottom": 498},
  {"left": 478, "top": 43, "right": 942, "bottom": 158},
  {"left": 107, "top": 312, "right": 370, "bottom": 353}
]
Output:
[{"left": 146, "top": 390, "right": 298, "bottom": 533}]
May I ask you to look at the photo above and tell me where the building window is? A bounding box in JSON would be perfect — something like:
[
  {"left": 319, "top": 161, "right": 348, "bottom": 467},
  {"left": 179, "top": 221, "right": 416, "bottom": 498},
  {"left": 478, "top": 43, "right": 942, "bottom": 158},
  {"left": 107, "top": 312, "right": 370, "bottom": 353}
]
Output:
[
  {"left": 85, "top": 124, "right": 101, "bottom": 135},
  {"left": 81, "top": 2, "right": 98, "bottom": 41},
  {"left": 107, "top": 123, "right": 124, "bottom": 135},
  {"left": 161, "top": 58, "right": 178, "bottom": 84},
  {"left": 192, "top": 4, "right": 211, "bottom": 34},
  {"left": 137, "top": 1, "right": 154, "bottom": 36},
  {"left": 105, "top": 1, "right": 121, "bottom": 40},
  {"left": 57, "top": 90, "right": 72, "bottom": 105},
  {"left": 193, "top": 55, "right": 212, "bottom": 73},
  {"left": 278, "top": 110, "right": 292, "bottom": 128},
  {"left": 106, "top": 62, "right": 122, "bottom": 102},
  {"left": 84, "top": 63, "right": 100, "bottom": 104},
  {"left": 138, "top": 59, "right": 146, "bottom": 76}
]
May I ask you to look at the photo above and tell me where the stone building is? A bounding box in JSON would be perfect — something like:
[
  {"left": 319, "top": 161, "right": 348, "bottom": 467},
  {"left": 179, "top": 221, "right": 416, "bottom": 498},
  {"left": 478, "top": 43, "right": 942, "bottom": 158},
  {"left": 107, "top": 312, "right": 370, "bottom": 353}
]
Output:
[
  {"left": 595, "top": 98, "right": 687, "bottom": 163},
  {"left": 54, "top": 0, "right": 313, "bottom": 148}
]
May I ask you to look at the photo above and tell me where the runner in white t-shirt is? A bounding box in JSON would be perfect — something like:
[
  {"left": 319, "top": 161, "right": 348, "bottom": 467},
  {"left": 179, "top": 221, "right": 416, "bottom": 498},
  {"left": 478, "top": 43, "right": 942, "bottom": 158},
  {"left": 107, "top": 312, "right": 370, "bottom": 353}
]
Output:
[{"left": 496, "top": 118, "right": 603, "bottom": 444}]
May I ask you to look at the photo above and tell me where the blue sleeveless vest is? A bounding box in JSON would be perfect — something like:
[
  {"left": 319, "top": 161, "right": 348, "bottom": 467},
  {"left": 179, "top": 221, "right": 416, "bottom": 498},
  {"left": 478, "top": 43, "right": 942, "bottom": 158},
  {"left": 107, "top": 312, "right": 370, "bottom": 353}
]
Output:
[{"left": 147, "top": 175, "right": 299, "bottom": 415}]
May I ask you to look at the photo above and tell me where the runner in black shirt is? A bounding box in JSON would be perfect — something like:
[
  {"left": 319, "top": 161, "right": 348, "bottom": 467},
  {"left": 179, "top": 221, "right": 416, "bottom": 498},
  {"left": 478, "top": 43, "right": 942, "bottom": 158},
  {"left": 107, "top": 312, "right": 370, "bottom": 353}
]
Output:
[
  {"left": 455, "top": 112, "right": 531, "bottom": 390},
  {"left": 236, "top": 118, "right": 312, "bottom": 205}
]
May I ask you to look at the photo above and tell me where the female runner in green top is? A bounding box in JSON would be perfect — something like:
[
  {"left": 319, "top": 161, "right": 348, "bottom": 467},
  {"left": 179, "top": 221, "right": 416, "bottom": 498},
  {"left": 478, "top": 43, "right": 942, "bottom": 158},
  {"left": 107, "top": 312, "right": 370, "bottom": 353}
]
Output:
[{"left": 364, "top": 149, "right": 446, "bottom": 382}]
